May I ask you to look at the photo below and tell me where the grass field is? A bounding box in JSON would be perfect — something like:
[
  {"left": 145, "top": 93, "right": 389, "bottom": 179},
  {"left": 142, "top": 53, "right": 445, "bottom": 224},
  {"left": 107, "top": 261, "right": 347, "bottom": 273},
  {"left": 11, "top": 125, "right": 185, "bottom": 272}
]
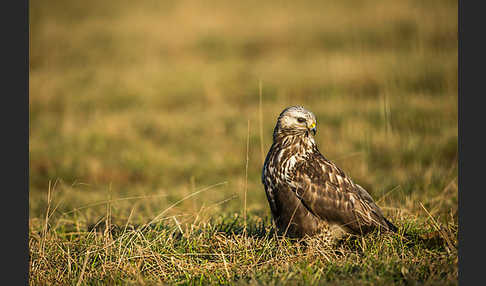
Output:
[{"left": 29, "top": 0, "right": 458, "bottom": 284}]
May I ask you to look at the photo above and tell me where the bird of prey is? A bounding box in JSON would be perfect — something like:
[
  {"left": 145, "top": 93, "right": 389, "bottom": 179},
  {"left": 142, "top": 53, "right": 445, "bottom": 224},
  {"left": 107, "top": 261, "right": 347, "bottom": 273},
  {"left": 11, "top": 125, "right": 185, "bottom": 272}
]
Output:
[{"left": 262, "top": 106, "right": 397, "bottom": 240}]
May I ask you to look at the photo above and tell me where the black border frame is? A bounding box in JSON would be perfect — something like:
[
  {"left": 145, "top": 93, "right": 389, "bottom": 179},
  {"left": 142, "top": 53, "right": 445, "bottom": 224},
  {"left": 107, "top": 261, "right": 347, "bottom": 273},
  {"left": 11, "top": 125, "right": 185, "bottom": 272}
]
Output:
[{"left": 3, "top": 0, "right": 29, "bottom": 284}]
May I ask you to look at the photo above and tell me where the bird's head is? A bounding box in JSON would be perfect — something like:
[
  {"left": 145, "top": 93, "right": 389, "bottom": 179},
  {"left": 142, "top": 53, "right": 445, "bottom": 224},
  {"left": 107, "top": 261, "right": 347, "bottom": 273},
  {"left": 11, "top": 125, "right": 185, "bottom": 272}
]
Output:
[{"left": 275, "top": 106, "right": 317, "bottom": 137}]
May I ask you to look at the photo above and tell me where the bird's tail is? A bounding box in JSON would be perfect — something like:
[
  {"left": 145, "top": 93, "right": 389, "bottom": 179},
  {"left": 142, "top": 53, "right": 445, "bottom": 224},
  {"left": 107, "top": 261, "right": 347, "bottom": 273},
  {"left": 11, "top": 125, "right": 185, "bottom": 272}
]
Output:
[{"left": 384, "top": 217, "right": 398, "bottom": 233}]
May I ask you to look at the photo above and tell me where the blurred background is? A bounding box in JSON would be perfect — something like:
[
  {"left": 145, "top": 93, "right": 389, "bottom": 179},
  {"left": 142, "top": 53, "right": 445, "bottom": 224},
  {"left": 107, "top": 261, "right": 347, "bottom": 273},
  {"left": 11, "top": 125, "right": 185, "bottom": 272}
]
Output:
[{"left": 29, "top": 0, "right": 457, "bottom": 226}]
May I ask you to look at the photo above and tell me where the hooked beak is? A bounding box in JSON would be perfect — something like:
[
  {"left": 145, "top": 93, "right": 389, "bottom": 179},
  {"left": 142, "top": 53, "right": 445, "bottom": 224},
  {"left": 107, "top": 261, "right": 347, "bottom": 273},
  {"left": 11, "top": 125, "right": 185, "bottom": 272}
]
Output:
[{"left": 309, "top": 122, "right": 316, "bottom": 136}]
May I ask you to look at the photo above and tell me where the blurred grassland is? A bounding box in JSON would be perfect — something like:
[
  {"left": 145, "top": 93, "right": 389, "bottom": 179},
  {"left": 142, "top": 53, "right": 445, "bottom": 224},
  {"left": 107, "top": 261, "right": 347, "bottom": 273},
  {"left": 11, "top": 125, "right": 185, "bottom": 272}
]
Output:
[{"left": 30, "top": 0, "right": 457, "bottom": 244}]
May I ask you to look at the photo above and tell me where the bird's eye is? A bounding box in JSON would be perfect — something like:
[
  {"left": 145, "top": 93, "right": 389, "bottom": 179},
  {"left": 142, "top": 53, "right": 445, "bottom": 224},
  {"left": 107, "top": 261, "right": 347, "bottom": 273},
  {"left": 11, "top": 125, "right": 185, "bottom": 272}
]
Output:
[{"left": 297, "top": 117, "right": 306, "bottom": 123}]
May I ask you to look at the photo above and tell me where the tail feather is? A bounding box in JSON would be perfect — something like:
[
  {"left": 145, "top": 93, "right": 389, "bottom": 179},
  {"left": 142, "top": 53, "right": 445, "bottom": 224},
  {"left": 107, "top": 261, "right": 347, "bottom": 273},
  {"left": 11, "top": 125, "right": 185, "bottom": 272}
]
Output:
[{"left": 384, "top": 217, "right": 398, "bottom": 233}]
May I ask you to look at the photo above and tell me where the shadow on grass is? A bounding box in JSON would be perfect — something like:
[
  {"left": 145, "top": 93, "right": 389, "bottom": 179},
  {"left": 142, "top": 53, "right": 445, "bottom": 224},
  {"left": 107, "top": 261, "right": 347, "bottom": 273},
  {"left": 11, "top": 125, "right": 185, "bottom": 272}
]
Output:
[{"left": 87, "top": 213, "right": 279, "bottom": 240}]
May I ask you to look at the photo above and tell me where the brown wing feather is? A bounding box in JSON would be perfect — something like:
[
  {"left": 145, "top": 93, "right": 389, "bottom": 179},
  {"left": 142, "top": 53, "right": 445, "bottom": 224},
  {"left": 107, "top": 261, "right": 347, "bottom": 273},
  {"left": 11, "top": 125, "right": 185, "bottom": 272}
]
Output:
[{"left": 292, "top": 153, "right": 394, "bottom": 234}]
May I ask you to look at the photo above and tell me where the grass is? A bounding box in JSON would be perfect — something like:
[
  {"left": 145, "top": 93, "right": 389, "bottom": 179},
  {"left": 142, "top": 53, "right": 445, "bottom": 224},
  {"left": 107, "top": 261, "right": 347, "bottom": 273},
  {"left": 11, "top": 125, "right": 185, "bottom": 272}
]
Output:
[
  {"left": 29, "top": 0, "right": 457, "bottom": 284},
  {"left": 30, "top": 195, "right": 457, "bottom": 285}
]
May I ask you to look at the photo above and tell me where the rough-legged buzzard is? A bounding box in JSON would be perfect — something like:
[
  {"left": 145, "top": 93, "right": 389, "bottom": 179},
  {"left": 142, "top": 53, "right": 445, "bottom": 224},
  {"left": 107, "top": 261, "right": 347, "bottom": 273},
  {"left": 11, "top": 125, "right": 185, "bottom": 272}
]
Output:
[{"left": 262, "top": 106, "right": 397, "bottom": 240}]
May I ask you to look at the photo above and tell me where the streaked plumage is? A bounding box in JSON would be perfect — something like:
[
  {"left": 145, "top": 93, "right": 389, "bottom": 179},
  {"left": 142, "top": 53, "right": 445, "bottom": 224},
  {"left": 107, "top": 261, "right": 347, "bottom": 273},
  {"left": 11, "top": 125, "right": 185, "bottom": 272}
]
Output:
[{"left": 262, "top": 106, "right": 397, "bottom": 239}]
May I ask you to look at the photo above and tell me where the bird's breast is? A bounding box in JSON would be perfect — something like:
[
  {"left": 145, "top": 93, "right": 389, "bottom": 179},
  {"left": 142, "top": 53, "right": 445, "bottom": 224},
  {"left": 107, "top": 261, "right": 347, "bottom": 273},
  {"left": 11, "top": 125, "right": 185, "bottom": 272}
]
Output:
[{"left": 271, "top": 150, "right": 307, "bottom": 187}]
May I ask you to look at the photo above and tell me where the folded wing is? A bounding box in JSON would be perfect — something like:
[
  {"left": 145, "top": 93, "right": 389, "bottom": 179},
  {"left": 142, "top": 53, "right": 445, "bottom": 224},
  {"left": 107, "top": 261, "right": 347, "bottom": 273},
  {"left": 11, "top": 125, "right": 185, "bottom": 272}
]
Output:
[{"left": 291, "top": 154, "right": 396, "bottom": 234}]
